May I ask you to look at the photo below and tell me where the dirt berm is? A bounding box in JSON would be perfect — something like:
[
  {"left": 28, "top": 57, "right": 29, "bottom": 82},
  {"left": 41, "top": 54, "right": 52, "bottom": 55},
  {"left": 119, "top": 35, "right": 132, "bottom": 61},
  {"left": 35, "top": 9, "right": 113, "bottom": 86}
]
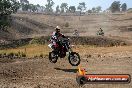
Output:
[{"left": 0, "top": 36, "right": 128, "bottom": 49}]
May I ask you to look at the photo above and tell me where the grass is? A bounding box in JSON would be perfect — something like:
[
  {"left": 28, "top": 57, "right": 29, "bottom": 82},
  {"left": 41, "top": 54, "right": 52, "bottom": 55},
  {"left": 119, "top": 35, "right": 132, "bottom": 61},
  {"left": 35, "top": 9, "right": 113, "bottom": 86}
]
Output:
[
  {"left": 0, "top": 44, "right": 51, "bottom": 58},
  {"left": 0, "top": 44, "right": 132, "bottom": 58}
]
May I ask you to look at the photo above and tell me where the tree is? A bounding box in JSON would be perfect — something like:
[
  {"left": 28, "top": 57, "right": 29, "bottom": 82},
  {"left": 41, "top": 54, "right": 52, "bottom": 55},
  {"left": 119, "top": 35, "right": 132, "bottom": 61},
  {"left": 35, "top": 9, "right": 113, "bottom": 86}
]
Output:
[
  {"left": 121, "top": 3, "right": 127, "bottom": 12},
  {"left": 0, "top": 0, "right": 20, "bottom": 31},
  {"left": 36, "top": 4, "right": 40, "bottom": 12},
  {"left": 88, "top": 10, "right": 92, "bottom": 13},
  {"left": 30, "top": 4, "right": 42, "bottom": 12},
  {"left": 20, "top": 0, "right": 29, "bottom": 4},
  {"left": 60, "top": 3, "right": 68, "bottom": 13},
  {"left": 32, "top": 5, "right": 37, "bottom": 12},
  {"left": 96, "top": 6, "right": 102, "bottom": 13},
  {"left": 69, "top": 6, "right": 76, "bottom": 13},
  {"left": 127, "top": 8, "right": 132, "bottom": 12},
  {"left": 20, "top": 0, "right": 29, "bottom": 11},
  {"left": 21, "top": 3, "right": 29, "bottom": 11},
  {"left": 56, "top": 5, "right": 60, "bottom": 13},
  {"left": 45, "top": 0, "right": 54, "bottom": 13},
  {"left": 40, "top": 6, "right": 45, "bottom": 12},
  {"left": 92, "top": 7, "right": 96, "bottom": 13},
  {"left": 110, "top": 1, "right": 121, "bottom": 13},
  {"left": 77, "top": 2, "right": 86, "bottom": 13},
  {"left": 28, "top": 4, "right": 33, "bottom": 12}
]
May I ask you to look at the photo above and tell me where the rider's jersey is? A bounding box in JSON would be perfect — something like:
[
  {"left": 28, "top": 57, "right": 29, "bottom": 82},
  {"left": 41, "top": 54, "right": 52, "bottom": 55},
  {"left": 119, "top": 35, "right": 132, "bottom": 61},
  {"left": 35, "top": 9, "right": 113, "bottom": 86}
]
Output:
[
  {"left": 50, "top": 31, "right": 65, "bottom": 45},
  {"left": 51, "top": 32, "right": 65, "bottom": 41}
]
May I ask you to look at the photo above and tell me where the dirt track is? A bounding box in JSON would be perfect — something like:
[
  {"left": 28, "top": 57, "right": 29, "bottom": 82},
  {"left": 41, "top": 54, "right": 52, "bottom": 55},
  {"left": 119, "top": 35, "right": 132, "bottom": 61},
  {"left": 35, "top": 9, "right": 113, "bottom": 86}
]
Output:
[
  {"left": 0, "top": 13, "right": 132, "bottom": 88},
  {"left": 0, "top": 47, "right": 132, "bottom": 88}
]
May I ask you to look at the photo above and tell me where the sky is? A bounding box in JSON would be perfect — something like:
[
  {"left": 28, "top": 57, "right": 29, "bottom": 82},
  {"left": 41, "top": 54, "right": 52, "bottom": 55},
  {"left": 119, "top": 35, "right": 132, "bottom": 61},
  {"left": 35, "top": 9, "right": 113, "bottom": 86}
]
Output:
[{"left": 23, "top": 0, "right": 132, "bottom": 11}]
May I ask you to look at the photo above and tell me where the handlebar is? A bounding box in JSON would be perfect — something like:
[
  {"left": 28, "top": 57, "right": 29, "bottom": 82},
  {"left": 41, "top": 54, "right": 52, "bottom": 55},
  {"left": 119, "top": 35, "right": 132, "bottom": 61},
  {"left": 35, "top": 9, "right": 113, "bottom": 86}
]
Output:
[{"left": 56, "top": 38, "right": 70, "bottom": 44}]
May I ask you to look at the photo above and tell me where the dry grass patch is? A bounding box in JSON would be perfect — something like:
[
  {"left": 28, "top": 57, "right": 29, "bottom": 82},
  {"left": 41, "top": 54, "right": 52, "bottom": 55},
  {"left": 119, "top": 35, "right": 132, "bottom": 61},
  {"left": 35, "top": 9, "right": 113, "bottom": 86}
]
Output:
[
  {"left": 0, "top": 44, "right": 132, "bottom": 58},
  {"left": 0, "top": 44, "right": 51, "bottom": 58}
]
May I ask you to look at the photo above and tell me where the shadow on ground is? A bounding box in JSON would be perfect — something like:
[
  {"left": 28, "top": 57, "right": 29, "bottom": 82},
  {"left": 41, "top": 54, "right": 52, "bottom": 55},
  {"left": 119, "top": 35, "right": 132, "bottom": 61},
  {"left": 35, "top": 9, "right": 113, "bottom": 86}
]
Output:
[{"left": 54, "top": 67, "right": 78, "bottom": 73}]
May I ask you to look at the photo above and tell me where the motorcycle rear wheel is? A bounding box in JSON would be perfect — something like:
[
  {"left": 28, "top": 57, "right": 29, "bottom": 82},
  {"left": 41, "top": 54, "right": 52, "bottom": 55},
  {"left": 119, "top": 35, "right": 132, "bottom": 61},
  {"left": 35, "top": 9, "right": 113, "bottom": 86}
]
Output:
[{"left": 49, "top": 51, "right": 58, "bottom": 63}]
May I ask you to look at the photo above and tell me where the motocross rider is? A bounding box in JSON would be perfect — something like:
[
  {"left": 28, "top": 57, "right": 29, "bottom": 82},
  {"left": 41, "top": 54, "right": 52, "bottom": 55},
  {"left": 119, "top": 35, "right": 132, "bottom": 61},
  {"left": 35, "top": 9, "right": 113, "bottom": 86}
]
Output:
[{"left": 50, "top": 26, "right": 66, "bottom": 51}]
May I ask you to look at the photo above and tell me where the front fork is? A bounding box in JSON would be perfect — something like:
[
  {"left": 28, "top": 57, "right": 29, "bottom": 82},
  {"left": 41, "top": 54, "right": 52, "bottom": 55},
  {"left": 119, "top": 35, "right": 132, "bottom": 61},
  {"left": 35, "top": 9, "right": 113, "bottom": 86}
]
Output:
[
  {"left": 67, "top": 47, "right": 74, "bottom": 58},
  {"left": 64, "top": 43, "right": 73, "bottom": 54}
]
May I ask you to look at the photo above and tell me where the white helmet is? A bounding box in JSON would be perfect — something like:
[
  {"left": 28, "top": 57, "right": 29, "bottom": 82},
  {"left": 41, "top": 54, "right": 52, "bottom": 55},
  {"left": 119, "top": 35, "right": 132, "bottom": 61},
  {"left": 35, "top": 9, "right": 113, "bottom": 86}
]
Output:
[{"left": 55, "top": 26, "right": 61, "bottom": 30}]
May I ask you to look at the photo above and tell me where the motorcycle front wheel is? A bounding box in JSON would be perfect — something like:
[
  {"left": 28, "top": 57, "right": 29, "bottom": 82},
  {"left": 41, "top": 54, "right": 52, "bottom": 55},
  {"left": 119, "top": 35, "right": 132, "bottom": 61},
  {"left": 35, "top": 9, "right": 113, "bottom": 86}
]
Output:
[
  {"left": 68, "top": 52, "right": 80, "bottom": 66},
  {"left": 49, "top": 51, "right": 58, "bottom": 63}
]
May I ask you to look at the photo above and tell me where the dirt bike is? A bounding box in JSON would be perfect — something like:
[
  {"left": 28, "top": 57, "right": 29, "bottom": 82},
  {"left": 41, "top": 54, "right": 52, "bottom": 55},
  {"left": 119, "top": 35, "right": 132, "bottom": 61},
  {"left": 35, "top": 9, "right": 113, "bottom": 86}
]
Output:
[
  {"left": 48, "top": 37, "right": 80, "bottom": 66},
  {"left": 96, "top": 30, "right": 104, "bottom": 36}
]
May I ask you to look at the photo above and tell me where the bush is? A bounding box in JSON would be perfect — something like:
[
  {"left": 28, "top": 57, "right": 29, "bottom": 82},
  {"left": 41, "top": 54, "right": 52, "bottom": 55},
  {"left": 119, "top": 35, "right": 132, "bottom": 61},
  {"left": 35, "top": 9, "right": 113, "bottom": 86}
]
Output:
[
  {"left": 0, "top": 53, "right": 2, "bottom": 58},
  {"left": 3, "top": 53, "right": 6, "bottom": 56},
  {"left": 7, "top": 52, "right": 14, "bottom": 58},
  {"left": 34, "top": 55, "right": 38, "bottom": 58},
  {"left": 65, "top": 22, "right": 69, "bottom": 27},
  {"left": 40, "top": 54, "right": 43, "bottom": 58},
  {"left": 29, "top": 37, "right": 45, "bottom": 44},
  {"left": 29, "top": 37, "right": 40, "bottom": 44},
  {"left": 21, "top": 52, "right": 26, "bottom": 57},
  {"left": 16, "top": 51, "right": 26, "bottom": 58},
  {"left": 0, "top": 53, "right": 7, "bottom": 58},
  {"left": 14, "top": 53, "right": 19, "bottom": 58}
]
